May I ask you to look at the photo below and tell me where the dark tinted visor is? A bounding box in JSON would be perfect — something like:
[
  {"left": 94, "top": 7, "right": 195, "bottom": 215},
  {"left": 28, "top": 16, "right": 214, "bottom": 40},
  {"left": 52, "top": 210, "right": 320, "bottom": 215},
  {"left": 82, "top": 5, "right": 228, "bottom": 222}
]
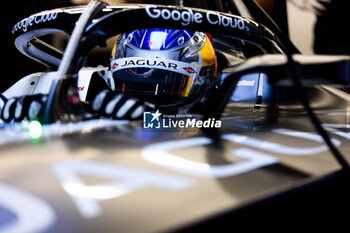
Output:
[{"left": 113, "top": 68, "right": 195, "bottom": 97}]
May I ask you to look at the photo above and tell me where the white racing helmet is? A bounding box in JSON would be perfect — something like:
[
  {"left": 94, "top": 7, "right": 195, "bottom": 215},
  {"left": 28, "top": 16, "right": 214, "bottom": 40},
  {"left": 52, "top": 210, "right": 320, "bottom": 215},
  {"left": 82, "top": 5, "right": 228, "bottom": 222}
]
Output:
[{"left": 110, "top": 29, "right": 217, "bottom": 108}]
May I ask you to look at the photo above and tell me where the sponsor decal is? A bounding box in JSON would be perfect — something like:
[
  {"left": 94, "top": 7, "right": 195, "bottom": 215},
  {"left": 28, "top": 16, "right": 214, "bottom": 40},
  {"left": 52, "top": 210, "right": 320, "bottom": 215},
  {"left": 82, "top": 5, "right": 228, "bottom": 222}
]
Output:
[
  {"left": 111, "top": 63, "right": 119, "bottom": 70},
  {"left": 146, "top": 6, "right": 203, "bottom": 26},
  {"left": 183, "top": 67, "right": 196, "bottom": 74},
  {"left": 237, "top": 80, "right": 255, "bottom": 86},
  {"left": 120, "top": 59, "right": 178, "bottom": 70},
  {"left": 12, "top": 11, "right": 59, "bottom": 33},
  {"left": 206, "top": 11, "right": 245, "bottom": 30},
  {"left": 111, "top": 57, "right": 201, "bottom": 76},
  {"left": 145, "top": 6, "right": 245, "bottom": 30},
  {"left": 192, "top": 32, "right": 206, "bottom": 48},
  {"left": 143, "top": 109, "right": 221, "bottom": 130}
]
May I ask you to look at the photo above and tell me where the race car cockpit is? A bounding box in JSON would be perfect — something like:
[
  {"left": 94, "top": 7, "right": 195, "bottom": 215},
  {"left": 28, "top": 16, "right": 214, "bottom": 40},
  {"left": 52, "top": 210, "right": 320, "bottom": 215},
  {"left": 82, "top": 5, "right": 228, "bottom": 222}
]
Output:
[
  {"left": 0, "top": 0, "right": 289, "bottom": 123},
  {"left": 1, "top": 2, "right": 350, "bottom": 232},
  {"left": 1, "top": 0, "right": 350, "bottom": 128}
]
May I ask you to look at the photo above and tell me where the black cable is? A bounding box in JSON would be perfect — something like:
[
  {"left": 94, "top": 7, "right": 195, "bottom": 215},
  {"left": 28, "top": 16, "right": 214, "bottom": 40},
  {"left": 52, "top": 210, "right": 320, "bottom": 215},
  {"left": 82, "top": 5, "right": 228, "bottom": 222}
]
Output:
[
  {"left": 285, "top": 53, "right": 350, "bottom": 171},
  {"left": 242, "top": 0, "right": 349, "bottom": 171}
]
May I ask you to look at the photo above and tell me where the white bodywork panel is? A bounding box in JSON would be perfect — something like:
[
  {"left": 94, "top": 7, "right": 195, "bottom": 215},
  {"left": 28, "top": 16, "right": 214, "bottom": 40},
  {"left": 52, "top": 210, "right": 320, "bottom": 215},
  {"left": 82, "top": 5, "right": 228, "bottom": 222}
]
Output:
[{"left": 0, "top": 67, "right": 109, "bottom": 109}]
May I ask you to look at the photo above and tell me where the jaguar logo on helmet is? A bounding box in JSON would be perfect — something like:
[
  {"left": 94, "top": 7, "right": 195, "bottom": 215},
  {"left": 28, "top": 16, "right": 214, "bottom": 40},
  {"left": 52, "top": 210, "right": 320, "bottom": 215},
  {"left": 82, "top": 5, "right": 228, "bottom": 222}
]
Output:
[{"left": 110, "top": 57, "right": 201, "bottom": 76}]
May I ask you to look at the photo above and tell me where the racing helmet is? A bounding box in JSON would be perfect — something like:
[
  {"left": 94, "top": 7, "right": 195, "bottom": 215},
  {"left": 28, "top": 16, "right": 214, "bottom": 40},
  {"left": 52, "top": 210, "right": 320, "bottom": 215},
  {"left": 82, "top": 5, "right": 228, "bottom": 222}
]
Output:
[{"left": 110, "top": 29, "right": 217, "bottom": 108}]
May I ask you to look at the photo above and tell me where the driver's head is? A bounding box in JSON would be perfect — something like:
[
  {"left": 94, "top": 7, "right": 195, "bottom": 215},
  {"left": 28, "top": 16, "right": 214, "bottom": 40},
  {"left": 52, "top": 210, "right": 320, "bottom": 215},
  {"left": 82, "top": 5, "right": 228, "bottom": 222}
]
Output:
[{"left": 110, "top": 29, "right": 217, "bottom": 108}]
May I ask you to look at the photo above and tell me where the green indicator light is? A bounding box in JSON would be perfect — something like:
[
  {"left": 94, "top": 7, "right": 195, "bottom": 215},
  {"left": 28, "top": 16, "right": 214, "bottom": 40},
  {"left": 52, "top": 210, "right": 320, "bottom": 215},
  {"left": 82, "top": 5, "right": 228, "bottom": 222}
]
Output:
[{"left": 28, "top": 120, "right": 42, "bottom": 139}]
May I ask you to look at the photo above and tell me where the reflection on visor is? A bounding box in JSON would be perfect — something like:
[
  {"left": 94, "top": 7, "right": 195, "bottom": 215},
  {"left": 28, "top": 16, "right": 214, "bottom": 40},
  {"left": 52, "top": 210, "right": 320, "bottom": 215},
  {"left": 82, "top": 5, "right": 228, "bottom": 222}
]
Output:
[{"left": 113, "top": 69, "right": 197, "bottom": 98}]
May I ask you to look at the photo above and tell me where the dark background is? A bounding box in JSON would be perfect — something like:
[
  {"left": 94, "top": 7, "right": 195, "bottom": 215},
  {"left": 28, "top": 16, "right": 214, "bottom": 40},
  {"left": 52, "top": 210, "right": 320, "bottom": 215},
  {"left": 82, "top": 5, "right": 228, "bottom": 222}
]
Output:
[{"left": 0, "top": 0, "right": 71, "bottom": 92}]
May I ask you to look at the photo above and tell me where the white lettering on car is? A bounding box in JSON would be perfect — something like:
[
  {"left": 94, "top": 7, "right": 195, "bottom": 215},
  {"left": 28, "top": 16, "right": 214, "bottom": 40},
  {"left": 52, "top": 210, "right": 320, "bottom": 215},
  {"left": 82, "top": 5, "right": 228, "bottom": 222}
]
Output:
[
  {"left": 223, "top": 129, "right": 341, "bottom": 156},
  {"left": 0, "top": 183, "right": 56, "bottom": 233},
  {"left": 146, "top": 6, "right": 203, "bottom": 26},
  {"left": 142, "top": 129, "right": 341, "bottom": 177},
  {"left": 322, "top": 123, "right": 350, "bottom": 140},
  {"left": 0, "top": 124, "right": 341, "bottom": 221},
  {"left": 12, "top": 11, "right": 58, "bottom": 33},
  {"left": 145, "top": 6, "right": 245, "bottom": 30},
  {"left": 111, "top": 57, "right": 201, "bottom": 76},
  {"left": 206, "top": 11, "right": 245, "bottom": 30},
  {"left": 52, "top": 160, "right": 194, "bottom": 219},
  {"left": 142, "top": 137, "right": 277, "bottom": 178}
]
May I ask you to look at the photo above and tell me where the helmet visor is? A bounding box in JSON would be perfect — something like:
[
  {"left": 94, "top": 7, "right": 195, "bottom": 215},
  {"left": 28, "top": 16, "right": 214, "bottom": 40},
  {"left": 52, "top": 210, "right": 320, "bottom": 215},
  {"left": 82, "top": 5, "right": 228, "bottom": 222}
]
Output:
[
  {"left": 113, "top": 68, "right": 196, "bottom": 96},
  {"left": 111, "top": 57, "right": 204, "bottom": 98}
]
